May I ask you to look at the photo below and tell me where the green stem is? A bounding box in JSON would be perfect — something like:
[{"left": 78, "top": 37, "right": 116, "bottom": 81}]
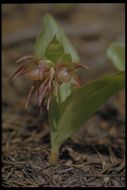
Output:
[{"left": 48, "top": 146, "right": 59, "bottom": 165}]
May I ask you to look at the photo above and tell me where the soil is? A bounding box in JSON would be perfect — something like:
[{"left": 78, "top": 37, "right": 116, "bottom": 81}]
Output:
[{"left": 2, "top": 4, "right": 125, "bottom": 187}]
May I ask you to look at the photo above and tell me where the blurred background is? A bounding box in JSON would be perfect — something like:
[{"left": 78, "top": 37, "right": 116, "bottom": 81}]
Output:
[{"left": 2, "top": 4, "right": 125, "bottom": 187}]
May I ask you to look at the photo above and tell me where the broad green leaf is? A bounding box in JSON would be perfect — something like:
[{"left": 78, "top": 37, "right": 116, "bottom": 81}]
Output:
[
  {"left": 52, "top": 71, "right": 125, "bottom": 147},
  {"left": 58, "top": 83, "right": 76, "bottom": 103},
  {"left": 107, "top": 42, "right": 125, "bottom": 71},
  {"left": 34, "top": 14, "right": 80, "bottom": 62}
]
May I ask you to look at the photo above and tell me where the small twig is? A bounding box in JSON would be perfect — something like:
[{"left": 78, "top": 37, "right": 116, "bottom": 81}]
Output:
[
  {"left": 108, "top": 146, "right": 117, "bottom": 163},
  {"left": 4, "top": 168, "right": 16, "bottom": 180},
  {"left": 118, "top": 159, "right": 125, "bottom": 172},
  {"left": 97, "top": 159, "right": 122, "bottom": 175},
  {"left": 92, "top": 145, "right": 106, "bottom": 169}
]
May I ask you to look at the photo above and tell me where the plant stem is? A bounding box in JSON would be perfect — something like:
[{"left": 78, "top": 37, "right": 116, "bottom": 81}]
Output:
[{"left": 48, "top": 146, "right": 59, "bottom": 165}]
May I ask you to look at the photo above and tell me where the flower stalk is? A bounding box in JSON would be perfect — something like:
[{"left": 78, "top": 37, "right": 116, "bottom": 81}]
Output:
[{"left": 48, "top": 145, "right": 59, "bottom": 164}]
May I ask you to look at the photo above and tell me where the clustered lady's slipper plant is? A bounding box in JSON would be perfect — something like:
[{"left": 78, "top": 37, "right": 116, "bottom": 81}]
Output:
[
  {"left": 11, "top": 54, "right": 88, "bottom": 110},
  {"left": 11, "top": 14, "right": 125, "bottom": 164}
]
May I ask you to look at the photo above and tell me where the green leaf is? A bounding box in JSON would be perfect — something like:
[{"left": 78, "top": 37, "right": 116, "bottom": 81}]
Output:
[
  {"left": 34, "top": 14, "right": 80, "bottom": 62},
  {"left": 58, "top": 83, "right": 76, "bottom": 103},
  {"left": 107, "top": 42, "right": 125, "bottom": 71},
  {"left": 45, "top": 36, "right": 64, "bottom": 63},
  {"left": 58, "top": 53, "right": 72, "bottom": 63},
  {"left": 52, "top": 71, "right": 125, "bottom": 147}
]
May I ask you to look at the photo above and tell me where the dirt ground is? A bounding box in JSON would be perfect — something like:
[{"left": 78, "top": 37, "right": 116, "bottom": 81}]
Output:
[{"left": 2, "top": 4, "right": 125, "bottom": 187}]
